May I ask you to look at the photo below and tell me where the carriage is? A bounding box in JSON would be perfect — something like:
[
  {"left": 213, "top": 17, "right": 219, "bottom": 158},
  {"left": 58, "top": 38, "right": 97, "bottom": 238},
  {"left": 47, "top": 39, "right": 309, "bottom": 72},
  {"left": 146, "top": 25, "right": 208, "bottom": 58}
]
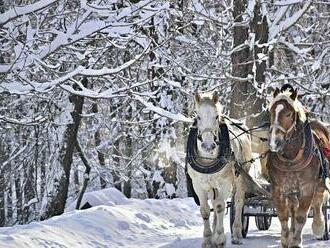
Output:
[
  {"left": 186, "top": 88, "right": 330, "bottom": 247},
  {"left": 227, "top": 118, "right": 330, "bottom": 241},
  {"left": 186, "top": 122, "right": 330, "bottom": 241},
  {"left": 228, "top": 174, "right": 330, "bottom": 240}
]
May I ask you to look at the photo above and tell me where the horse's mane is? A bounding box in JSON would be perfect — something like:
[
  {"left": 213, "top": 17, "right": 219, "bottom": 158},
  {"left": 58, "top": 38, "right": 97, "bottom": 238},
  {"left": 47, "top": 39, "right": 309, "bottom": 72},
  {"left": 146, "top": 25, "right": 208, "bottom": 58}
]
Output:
[{"left": 269, "top": 91, "right": 307, "bottom": 123}]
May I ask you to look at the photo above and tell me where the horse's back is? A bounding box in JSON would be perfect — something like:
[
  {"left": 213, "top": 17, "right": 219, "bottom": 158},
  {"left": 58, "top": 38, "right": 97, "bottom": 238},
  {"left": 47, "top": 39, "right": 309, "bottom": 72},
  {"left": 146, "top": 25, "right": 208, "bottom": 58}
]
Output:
[
  {"left": 226, "top": 120, "right": 253, "bottom": 162},
  {"left": 310, "top": 119, "right": 330, "bottom": 143},
  {"left": 251, "top": 129, "right": 268, "bottom": 154}
]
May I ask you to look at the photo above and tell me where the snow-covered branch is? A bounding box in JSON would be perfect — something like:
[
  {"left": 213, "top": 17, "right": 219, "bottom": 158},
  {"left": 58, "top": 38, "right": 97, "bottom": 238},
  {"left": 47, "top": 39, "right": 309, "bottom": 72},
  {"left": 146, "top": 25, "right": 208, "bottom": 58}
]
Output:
[
  {"left": 133, "top": 94, "right": 193, "bottom": 123},
  {"left": 269, "top": 1, "right": 312, "bottom": 40},
  {"left": 0, "top": 0, "right": 58, "bottom": 25}
]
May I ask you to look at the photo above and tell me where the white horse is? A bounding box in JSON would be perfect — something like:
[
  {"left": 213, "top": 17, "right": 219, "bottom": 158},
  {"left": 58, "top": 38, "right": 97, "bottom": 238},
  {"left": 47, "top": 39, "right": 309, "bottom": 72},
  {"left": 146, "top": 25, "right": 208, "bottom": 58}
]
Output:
[{"left": 187, "top": 91, "right": 253, "bottom": 247}]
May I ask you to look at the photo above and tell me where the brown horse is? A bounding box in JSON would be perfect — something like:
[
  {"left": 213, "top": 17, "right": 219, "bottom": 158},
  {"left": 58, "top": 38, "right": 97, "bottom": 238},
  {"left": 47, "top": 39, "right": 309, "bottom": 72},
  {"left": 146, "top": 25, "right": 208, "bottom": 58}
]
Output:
[{"left": 267, "top": 86, "right": 330, "bottom": 248}]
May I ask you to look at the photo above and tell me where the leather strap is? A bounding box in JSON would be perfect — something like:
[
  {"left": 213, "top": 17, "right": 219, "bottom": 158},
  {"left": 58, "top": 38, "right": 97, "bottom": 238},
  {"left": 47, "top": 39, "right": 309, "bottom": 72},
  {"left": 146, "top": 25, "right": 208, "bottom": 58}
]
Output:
[{"left": 273, "top": 122, "right": 315, "bottom": 172}]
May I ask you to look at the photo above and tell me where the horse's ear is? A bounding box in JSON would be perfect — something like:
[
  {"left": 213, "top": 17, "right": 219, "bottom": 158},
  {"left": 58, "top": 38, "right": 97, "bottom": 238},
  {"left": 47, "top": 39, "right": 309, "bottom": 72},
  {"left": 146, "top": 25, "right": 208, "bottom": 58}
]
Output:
[
  {"left": 290, "top": 88, "right": 298, "bottom": 100},
  {"left": 195, "top": 92, "right": 201, "bottom": 104},
  {"left": 212, "top": 91, "right": 219, "bottom": 104},
  {"left": 273, "top": 88, "right": 280, "bottom": 98}
]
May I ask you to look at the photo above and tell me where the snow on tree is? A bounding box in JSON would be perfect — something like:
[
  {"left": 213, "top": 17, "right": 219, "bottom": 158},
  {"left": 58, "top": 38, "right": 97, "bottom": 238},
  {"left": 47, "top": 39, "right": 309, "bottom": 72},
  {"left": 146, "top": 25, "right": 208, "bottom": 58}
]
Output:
[{"left": 0, "top": 0, "right": 329, "bottom": 225}]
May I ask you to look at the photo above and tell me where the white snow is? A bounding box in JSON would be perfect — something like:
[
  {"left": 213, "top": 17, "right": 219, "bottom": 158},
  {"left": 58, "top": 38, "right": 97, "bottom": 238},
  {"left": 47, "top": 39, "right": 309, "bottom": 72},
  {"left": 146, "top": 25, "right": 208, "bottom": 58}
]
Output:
[
  {"left": 0, "top": 188, "right": 329, "bottom": 248},
  {"left": 0, "top": 0, "right": 57, "bottom": 25},
  {"left": 269, "top": 1, "right": 311, "bottom": 40}
]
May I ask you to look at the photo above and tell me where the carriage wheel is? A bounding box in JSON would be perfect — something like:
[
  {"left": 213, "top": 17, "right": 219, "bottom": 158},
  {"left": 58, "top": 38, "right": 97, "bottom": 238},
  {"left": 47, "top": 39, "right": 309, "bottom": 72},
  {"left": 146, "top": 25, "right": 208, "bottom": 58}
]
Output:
[
  {"left": 320, "top": 201, "right": 330, "bottom": 241},
  {"left": 230, "top": 200, "right": 249, "bottom": 238},
  {"left": 255, "top": 207, "right": 272, "bottom": 231}
]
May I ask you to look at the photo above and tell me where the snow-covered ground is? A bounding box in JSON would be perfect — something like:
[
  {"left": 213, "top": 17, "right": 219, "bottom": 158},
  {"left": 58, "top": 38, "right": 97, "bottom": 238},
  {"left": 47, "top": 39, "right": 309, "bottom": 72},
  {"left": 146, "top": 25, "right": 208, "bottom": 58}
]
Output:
[{"left": 0, "top": 188, "right": 329, "bottom": 248}]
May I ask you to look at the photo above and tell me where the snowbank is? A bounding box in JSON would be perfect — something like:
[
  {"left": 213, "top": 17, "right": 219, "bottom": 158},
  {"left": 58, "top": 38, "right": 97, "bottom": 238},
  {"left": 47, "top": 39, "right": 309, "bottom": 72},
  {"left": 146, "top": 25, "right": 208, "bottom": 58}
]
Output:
[
  {"left": 66, "top": 188, "right": 131, "bottom": 211},
  {"left": 0, "top": 188, "right": 329, "bottom": 247},
  {"left": 0, "top": 188, "right": 202, "bottom": 248}
]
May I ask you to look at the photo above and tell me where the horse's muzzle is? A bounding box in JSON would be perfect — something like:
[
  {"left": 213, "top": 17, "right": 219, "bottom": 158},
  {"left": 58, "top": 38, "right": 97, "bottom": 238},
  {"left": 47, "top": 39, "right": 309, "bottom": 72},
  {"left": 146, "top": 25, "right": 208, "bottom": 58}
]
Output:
[
  {"left": 201, "top": 142, "right": 216, "bottom": 152},
  {"left": 268, "top": 138, "right": 283, "bottom": 152}
]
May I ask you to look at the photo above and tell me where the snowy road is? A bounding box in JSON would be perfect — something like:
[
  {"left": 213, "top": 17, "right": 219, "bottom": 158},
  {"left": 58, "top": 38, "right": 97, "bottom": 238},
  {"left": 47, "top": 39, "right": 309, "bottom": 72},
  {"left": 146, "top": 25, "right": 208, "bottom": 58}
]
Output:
[{"left": 0, "top": 188, "right": 329, "bottom": 248}]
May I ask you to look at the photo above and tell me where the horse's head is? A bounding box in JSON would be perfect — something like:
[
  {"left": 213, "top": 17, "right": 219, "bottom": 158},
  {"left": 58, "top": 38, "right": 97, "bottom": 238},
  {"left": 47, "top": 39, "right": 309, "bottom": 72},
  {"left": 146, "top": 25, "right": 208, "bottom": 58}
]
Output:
[
  {"left": 268, "top": 85, "right": 306, "bottom": 152},
  {"left": 194, "top": 91, "right": 221, "bottom": 155}
]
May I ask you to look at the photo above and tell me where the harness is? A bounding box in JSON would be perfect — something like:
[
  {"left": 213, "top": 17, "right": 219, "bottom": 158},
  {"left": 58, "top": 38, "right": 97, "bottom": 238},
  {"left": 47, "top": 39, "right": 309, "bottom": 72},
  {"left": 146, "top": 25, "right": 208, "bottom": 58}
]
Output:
[
  {"left": 274, "top": 122, "right": 314, "bottom": 172},
  {"left": 186, "top": 121, "right": 232, "bottom": 174},
  {"left": 185, "top": 118, "right": 274, "bottom": 206},
  {"left": 222, "top": 116, "right": 269, "bottom": 142},
  {"left": 271, "top": 121, "right": 330, "bottom": 189}
]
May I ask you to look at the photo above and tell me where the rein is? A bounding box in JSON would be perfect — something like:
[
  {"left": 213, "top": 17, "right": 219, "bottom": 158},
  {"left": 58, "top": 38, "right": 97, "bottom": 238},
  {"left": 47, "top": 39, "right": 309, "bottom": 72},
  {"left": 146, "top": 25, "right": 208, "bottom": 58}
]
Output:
[
  {"left": 222, "top": 116, "right": 269, "bottom": 142},
  {"left": 186, "top": 122, "right": 232, "bottom": 174}
]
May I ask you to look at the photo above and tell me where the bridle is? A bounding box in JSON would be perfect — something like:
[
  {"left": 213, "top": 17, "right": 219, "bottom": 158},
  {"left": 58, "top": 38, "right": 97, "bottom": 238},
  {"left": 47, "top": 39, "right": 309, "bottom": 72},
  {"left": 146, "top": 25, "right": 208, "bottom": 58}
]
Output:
[
  {"left": 270, "top": 110, "right": 298, "bottom": 146},
  {"left": 197, "top": 127, "right": 220, "bottom": 144},
  {"left": 196, "top": 114, "right": 220, "bottom": 145},
  {"left": 269, "top": 104, "right": 314, "bottom": 171}
]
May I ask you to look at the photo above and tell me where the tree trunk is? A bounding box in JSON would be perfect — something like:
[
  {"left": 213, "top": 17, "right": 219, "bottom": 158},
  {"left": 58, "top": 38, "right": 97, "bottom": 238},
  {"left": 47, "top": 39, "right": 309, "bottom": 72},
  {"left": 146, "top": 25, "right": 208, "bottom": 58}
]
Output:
[
  {"left": 42, "top": 77, "right": 87, "bottom": 219},
  {"left": 0, "top": 171, "right": 4, "bottom": 227},
  {"left": 23, "top": 162, "right": 35, "bottom": 223},
  {"left": 250, "top": 1, "right": 270, "bottom": 124},
  {"left": 230, "top": 0, "right": 268, "bottom": 127},
  {"left": 112, "top": 140, "right": 122, "bottom": 191},
  {"left": 123, "top": 113, "right": 132, "bottom": 198},
  {"left": 75, "top": 139, "right": 91, "bottom": 210},
  {"left": 161, "top": 163, "right": 177, "bottom": 198},
  {"left": 230, "top": 0, "right": 254, "bottom": 123},
  {"left": 14, "top": 174, "right": 22, "bottom": 224},
  {"left": 92, "top": 103, "right": 107, "bottom": 189}
]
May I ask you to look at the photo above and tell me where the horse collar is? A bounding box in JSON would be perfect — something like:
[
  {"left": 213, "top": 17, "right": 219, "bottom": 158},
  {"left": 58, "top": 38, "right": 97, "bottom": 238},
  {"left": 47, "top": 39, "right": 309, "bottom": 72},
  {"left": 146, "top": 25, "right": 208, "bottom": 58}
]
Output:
[
  {"left": 186, "top": 122, "right": 232, "bottom": 174},
  {"left": 274, "top": 122, "right": 314, "bottom": 172}
]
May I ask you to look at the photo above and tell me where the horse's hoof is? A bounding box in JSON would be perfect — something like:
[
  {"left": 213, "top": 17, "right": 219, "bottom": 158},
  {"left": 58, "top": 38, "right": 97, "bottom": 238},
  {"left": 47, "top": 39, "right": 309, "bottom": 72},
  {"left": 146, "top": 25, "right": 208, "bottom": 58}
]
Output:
[
  {"left": 201, "top": 240, "right": 213, "bottom": 248},
  {"left": 231, "top": 238, "right": 243, "bottom": 245},
  {"left": 289, "top": 239, "right": 302, "bottom": 248},
  {"left": 312, "top": 220, "right": 325, "bottom": 238},
  {"left": 213, "top": 242, "right": 225, "bottom": 248}
]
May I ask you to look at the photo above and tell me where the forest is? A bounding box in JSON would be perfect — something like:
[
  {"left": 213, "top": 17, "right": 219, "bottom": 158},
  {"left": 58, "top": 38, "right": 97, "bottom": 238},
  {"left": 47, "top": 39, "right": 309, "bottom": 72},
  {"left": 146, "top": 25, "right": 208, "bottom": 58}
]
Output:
[{"left": 0, "top": 0, "right": 330, "bottom": 227}]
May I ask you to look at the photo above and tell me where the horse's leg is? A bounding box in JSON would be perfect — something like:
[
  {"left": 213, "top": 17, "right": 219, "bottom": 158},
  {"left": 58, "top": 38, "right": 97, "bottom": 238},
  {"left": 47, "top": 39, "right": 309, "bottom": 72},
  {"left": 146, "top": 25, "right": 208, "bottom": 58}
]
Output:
[
  {"left": 260, "top": 153, "right": 269, "bottom": 181},
  {"left": 232, "top": 175, "right": 245, "bottom": 245},
  {"left": 194, "top": 185, "right": 212, "bottom": 248},
  {"left": 274, "top": 188, "right": 290, "bottom": 248},
  {"left": 311, "top": 186, "right": 326, "bottom": 238},
  {"left": 290, "top": 206, "right": 296, "bottom": 242},
  {"left": 290, "top": 183, "right": 316, "bottom": 248},
  {"left": 212, "top": 197, "right": 217, "bottom": 233},
  {"left": 212, "top": 189, "right": 227, "bottom": 248},
  {"left": 290, "top": 206, "right": 308, "bottom": 248}
]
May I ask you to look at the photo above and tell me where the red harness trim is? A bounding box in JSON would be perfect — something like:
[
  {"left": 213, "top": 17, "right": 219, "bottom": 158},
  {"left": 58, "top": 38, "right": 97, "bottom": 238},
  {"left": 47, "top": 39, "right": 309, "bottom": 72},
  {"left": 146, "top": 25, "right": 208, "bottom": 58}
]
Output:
[{"left": 323, "top": 147, "right": 330, "bottom": 157}]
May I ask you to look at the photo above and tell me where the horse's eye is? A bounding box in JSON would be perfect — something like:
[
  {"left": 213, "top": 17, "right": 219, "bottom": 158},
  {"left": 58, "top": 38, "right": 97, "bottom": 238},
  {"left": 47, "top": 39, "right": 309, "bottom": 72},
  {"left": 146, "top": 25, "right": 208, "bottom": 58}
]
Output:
[
  {"left": 215, "top": 115, "right": 219, "bottom": 120},
  {"left": 197, "top": 116, "right": 201, "bottom": 120},
  {"left": 286, "top": 112, "right": 292, "bottom": 117}
]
